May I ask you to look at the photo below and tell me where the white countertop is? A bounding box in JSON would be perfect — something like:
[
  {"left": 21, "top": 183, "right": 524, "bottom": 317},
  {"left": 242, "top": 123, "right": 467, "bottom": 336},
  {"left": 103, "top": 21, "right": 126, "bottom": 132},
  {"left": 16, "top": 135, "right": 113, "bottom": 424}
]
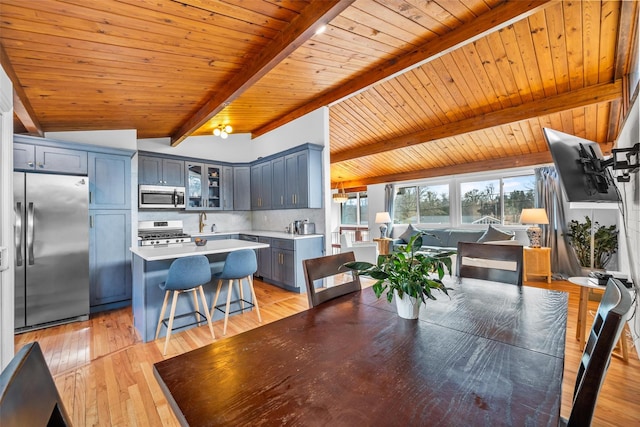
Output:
[
  {"left": 190, "top": 230, "right": 323, "bottom": 240},
  {"left": 130, "top": 239, "right": 269, "bottom": 262}
]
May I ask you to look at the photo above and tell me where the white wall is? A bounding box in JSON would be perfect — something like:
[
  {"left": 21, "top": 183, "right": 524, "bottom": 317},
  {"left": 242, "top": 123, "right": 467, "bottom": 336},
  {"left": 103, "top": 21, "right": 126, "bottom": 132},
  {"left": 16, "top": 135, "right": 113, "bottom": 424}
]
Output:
[
  {"left": 0, "top": 65, "right": 14, "bottom": 368},
  {"left": 614, "top": 93, "right": 640, "bottom": 354},
  {"left": 138, "top": 107, "right": 327, "bottom": 163},
  {"left": 45, "top": 129, "right": 137, "bottom": 151}
]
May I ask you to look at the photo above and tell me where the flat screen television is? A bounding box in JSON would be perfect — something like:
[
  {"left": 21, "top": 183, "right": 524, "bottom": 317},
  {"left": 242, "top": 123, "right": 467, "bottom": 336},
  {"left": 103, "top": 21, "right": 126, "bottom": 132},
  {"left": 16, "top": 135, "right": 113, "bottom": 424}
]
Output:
[{"left": 543, "top": 128, "right": 621, "bottom": 203}]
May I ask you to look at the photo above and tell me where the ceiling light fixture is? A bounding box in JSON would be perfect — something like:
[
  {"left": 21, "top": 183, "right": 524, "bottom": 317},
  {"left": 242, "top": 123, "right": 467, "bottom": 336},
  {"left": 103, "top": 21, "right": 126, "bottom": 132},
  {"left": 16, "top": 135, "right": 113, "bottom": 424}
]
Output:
[
  {"left": 213, "top": 124, "right": 233, "bottom": 139},
  {"left": 332, "top": 182, "right": 348, "bottom": 204}
]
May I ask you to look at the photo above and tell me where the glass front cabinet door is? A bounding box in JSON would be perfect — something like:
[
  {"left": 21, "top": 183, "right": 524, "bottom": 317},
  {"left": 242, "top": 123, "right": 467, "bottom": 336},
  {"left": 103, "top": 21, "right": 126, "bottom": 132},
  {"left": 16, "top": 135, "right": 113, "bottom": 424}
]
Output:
[
  {"left": 186, "top": 162, "right": 203, "bottom": 209},
  {"left": 206, "top": 165, "right": 221, "bottom": 209},
  {"left": 186, "top": 162, "right": 223, "bottom": 210}
]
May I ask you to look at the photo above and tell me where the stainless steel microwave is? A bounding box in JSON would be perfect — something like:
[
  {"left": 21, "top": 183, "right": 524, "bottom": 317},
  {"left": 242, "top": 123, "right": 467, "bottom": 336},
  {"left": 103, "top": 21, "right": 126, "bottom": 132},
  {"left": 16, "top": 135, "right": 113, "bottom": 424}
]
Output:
[{"left": 139, "top": 185, "right": 185, "bottom": 209}]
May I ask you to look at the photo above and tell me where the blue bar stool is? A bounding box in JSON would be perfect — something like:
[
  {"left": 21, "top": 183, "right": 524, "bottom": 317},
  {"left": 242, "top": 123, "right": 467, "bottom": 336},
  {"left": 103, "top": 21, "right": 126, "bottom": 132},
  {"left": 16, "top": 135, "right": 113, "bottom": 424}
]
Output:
[
  {"left": 210, "top": 249, "right": 261, "bottom": 335},
  {"left": 155, "top": 256, "right": 215, "bottom": 355}
]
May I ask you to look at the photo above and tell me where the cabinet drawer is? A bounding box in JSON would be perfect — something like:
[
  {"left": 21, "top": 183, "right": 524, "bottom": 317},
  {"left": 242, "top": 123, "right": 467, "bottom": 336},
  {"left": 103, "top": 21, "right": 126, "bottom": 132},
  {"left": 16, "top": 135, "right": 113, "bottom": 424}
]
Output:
[{"left": 271, "top": 238, "right": 294, "bottom": 250}]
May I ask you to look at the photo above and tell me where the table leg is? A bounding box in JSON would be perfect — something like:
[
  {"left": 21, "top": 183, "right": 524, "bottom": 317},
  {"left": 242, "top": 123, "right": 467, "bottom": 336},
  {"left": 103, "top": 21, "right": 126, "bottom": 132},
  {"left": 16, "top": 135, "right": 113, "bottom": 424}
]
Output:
[{"left": 576, "top": 287, "right": 589, "bottom": 346}]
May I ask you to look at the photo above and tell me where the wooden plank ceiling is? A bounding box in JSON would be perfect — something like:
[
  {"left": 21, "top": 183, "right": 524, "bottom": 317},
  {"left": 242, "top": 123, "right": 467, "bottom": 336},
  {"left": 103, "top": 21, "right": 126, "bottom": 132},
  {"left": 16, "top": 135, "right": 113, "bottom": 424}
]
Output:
[{"left": 1, "top": 0, "right": 637, "bottom": 188}]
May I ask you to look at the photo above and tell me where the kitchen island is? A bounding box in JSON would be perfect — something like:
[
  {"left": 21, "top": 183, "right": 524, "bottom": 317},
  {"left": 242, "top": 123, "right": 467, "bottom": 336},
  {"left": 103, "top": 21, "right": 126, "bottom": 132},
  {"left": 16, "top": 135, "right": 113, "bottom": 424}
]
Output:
[{"left": 130, "top": 239, "right": 269, "bottom": 342}]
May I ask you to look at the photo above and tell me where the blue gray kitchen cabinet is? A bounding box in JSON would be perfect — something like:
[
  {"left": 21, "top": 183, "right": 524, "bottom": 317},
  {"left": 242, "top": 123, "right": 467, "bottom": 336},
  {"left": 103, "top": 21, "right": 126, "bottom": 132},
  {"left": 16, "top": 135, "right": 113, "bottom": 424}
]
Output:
[
  {"left": 271, "top": 239, "right": 295, "bottom": 288},
  {"left": 185, "top": 162, "right": 222, "bottom": 210},
  {"left": 233, "top": 166, "right": 251, "bottom": 210},
  {"left": 257, "top": 237, "right": 273, "bottom": 279},
  {"left": 139, "top": 155, "right": 184, "bottom": 186},
  {"left": 88, "top": 153, "right": 131, "bottom": 209},
  {"left": 89, "top": 210, "right": 132, "bottom": 312},
  {"left": 250, "top": 161, "right": 272, "bottom": 210},
  {"left": 222, "top": 165, "right": 234, "bottom": 210},
  {"left": 271, "top": 156, "right": 286, "bottom": 208},
  {"left": 285, "top": 147, "right": 322, "bottom": 209},
  {"left": 14, "top": 141, "right": 88, "bottom": 175}
]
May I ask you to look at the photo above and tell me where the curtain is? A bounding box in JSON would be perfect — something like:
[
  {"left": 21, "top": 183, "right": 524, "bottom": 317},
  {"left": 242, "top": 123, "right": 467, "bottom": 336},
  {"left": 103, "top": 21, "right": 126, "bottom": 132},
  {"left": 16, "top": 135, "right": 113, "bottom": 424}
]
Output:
[
  {"left": 536, "top": 166, "right": 582, "bottom": 278},
  {"left": 384, "top": 184, "right": 395, "bottom": 237}
]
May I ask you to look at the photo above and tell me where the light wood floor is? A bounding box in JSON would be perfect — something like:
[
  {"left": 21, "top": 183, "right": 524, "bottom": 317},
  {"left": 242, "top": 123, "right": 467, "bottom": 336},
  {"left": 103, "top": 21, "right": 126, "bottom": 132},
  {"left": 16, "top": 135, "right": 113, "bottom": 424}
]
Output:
[{"left": 13, "top": 278, "right": 640, "bottom": 426}]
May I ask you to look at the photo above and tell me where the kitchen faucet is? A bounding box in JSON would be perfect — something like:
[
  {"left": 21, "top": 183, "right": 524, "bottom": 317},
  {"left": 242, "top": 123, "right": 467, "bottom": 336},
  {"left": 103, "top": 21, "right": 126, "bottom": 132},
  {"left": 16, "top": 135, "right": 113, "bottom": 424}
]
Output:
[{"left": 199, "top": 212, "right": 207, "bottom": 233}]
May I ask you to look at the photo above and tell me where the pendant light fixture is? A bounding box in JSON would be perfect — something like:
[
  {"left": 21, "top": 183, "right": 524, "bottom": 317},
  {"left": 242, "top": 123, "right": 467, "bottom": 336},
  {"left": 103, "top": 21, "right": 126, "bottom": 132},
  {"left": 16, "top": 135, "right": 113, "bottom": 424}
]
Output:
[
  {"left": 213, "top": 124, "right": 233, "bottom": 139},
  {"left": 332, "top": 182, "right": 348, "bottom": 204}
]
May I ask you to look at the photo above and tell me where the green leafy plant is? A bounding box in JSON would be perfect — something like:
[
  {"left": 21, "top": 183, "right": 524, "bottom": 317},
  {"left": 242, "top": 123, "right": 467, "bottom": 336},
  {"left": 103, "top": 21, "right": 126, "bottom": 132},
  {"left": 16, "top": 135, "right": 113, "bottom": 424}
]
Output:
[
  {"left": 343, "top": 232, "right": 455, "bottom": 303},
  {"left": 565, "top": 216, "right": 618, "bottom": 269}
]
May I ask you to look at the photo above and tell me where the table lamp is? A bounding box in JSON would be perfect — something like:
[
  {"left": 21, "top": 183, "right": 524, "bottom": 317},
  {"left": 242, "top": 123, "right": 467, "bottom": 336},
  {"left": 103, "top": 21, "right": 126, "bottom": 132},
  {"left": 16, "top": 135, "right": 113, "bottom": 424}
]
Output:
[
  {"left": 520, "top": 208, "right": 549, "bottom": 248},
  {"left": 375, "top": 212, "right": 392, "bottom": 238}
]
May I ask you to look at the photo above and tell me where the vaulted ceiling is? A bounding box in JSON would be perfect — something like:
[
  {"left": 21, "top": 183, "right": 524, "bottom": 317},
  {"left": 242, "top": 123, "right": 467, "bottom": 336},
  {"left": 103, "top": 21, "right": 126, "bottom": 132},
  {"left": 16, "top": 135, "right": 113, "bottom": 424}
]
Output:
[{"left": 1, "top": 0, "right": 637, "bottom": 189}]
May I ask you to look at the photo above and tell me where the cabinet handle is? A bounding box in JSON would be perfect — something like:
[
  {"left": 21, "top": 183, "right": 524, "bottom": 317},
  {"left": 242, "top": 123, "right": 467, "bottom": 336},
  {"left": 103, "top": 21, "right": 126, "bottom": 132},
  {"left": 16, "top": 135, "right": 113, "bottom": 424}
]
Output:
[
  {"left": 37, "top": 162, "right": 44, "bottom": 168},
  {"left": 90, "top": 215, "right": 94, "bottom": 228},
  {"left": 89, "top": 191, "right": 92, "bottom": 204},
  {"left": 281, "top": 195, "right": 283, "bottom": 205},
  {"left": 27, "top": 161, "right": 34, "bottom": 167}
]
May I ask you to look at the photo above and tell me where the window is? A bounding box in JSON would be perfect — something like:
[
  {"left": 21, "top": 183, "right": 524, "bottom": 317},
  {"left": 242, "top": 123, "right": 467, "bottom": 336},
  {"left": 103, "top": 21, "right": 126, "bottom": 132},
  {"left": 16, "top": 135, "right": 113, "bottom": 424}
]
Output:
[
  {"left": 460, "top": 175, "right": 535, "bottom": 225},
  {"left": 502, "top": 176, "right": 536, "bottom": 224},
  {"left": 392, "top": 173, "right": 535, "bottom": 226},
  {"left": 460, "top": 179, "right": 500, "bottom": 224},
  {"left": 394, "top": 184, "right": 449, "bottom": 224},
  {"left": 340, "top": 192, "right": 368, "bottom": 225}
]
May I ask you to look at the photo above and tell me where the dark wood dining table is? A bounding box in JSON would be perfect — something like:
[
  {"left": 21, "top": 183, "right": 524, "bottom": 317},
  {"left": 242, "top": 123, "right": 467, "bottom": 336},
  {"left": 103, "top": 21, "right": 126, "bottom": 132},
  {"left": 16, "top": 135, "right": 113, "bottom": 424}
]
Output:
[{"left": 154, "top": 279, "right": 568, "bottom": 426}]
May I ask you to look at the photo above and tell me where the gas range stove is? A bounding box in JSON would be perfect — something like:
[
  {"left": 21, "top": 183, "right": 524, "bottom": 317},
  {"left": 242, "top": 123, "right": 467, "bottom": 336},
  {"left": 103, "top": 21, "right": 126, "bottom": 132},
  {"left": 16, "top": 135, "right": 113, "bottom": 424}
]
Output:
[{"left": 138, "top": 220, "right": 191, "bottom": 246}]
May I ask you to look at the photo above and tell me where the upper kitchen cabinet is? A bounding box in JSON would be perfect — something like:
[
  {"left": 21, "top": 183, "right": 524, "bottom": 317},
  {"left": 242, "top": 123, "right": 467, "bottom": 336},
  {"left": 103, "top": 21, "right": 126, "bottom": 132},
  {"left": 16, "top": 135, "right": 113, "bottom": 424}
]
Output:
[
  {"left": 139, "top": 155, "right": 184, "bottom": 186},
  {"left": 88, "top": 153, "right": 131, "bottom": 209},
  {"left": 221, "top": 166, "right": 234, "bottom": 210},
  {"left": 250, "top": 161, "right": 272, "bottom": 210},
  {"left": 233, "top": 166, "right": 251, "bottom": 211},
  {"left": 271, "top": 156, "right": 286, "bottom": 209},
  {"left": 185, "top": 162, "right": 223, "bottom": 210},
  {"left": 14, "top": 141, "right": 87, "bottom": 175}
]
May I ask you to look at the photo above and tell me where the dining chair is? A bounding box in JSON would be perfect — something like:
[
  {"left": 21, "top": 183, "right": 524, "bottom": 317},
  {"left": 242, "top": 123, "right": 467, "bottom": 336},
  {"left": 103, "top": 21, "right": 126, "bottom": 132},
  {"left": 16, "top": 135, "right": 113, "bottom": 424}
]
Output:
[
  {"left": 0, "top": 342, "right": 72, "bottom": 427},
  {"left": 303, "top": 251, "right": 361, "bottom": 308},
  {"left": 562, "top": 278, "right": 632, "bottom": 426},
  {"left": 210, "top": 249, "right": 261, "bottom": 335},
  {"left": 456, "top": 241, "right": 523, "bottom": 286},
  {"left": 155, "top": 255, "right": 215, "bottom": 355}
]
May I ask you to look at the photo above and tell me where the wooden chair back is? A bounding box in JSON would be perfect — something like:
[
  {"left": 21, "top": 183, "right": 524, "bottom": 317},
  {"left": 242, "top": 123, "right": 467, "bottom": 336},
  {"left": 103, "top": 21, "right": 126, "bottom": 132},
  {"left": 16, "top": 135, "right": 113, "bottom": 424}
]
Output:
[
  {"left": 0, "top": 342, "right": 72, "bottom": 427},
  {"left": 303, "top": 252, "right": 362, "bottom": 308},
  {"left": 456, "top": 241, "right": 523, "bottom": 286},
  {"left": 564, "top": 278, "right": 632, "bottom": 426}
]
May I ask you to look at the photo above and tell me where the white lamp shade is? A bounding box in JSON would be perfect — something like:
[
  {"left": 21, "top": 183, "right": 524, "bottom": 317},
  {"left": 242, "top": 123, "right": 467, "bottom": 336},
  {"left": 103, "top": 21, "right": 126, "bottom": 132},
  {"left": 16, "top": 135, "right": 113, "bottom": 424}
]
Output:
[
  {"left": 375, "top": 212, "right": 392, "bottom": 223},
  {"left": 520, "top": 208, "right": 549, "bottom": 225}
]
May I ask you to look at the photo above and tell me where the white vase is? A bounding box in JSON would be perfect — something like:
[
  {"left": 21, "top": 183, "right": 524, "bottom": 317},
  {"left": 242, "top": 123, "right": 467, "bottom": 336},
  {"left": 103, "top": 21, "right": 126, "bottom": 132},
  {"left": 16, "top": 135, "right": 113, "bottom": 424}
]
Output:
[{"left": 393, "top": 289, "right": 421, "bottom": 319}]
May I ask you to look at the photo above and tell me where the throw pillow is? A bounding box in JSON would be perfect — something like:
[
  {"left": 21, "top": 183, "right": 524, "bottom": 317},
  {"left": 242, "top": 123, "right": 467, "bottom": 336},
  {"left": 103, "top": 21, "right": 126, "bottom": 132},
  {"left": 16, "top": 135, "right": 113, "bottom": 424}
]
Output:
[
  {"left": 399, "top": 224, "right": 421, "bottom": 243},
  {"left": 477, "top": 225, "right": 514, "bottom": 243}
]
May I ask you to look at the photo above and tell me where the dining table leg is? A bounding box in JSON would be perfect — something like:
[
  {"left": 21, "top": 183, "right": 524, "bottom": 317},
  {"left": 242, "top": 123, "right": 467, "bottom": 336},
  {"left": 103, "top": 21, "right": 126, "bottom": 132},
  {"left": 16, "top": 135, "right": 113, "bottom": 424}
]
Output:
[{"left": 576, "top": 287, "right": 589, "bottom": 346}]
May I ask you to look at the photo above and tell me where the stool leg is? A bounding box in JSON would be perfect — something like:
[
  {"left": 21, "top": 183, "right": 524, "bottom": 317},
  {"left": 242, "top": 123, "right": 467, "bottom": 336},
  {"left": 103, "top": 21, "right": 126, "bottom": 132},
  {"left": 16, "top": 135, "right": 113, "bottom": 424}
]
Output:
[
  {"left": 239, "top": 277, "right": 245, "bottom": 310},
  {"left": 197, "top": 285, "right": 215, "bottom": 340},
  {"left": 223, "top": 279, "right": 233, "bottom": 335},
  {"left": 163, "top": 291, "right": 180, "bottom": 356},
  {"left": 192, "top": 289, "right": 201, "bottom": 324},
  {"left": 248, "top": 275, "right": 262, "bottom": 323},
  {"left": 210, "top": 279, "right": 223, "bottom": 318},
  {"left": 155, "top": 290, "right": 170, "bottom": 340}
]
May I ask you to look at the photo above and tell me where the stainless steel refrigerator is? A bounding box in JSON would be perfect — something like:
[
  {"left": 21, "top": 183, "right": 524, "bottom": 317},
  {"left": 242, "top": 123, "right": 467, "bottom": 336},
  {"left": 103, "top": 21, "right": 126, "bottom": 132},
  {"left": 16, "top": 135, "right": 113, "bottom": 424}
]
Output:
[{"left": 14, "top": 172, "right": 90, "bottom": 330}]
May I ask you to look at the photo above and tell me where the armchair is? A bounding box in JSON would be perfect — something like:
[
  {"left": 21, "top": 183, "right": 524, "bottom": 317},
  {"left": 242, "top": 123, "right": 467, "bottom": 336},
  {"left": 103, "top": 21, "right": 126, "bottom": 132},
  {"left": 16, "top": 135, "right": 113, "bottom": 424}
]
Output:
[{"left": 340, "top": 234, "right": 378, "bottom": 264}]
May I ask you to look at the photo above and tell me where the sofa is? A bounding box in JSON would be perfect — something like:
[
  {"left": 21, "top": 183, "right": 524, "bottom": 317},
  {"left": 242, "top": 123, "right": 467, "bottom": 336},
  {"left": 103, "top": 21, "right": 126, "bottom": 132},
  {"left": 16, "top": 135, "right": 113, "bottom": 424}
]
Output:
[
  {"left": 391, "top": 224, "right": 522, "bottom": 275},
  {"left": 391, "top": 224, "right": 516, "bottom": 252}
]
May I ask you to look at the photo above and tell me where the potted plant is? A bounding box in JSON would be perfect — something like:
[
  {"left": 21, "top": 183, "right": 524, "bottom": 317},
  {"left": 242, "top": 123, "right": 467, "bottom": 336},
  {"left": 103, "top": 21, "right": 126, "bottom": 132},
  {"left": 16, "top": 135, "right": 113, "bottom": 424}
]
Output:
[
  {"left": 343, "top": 232, "right": 455, "bottom": 319},
  {"left": 565, "top": 216, "right": 618, "bottom": 270}
]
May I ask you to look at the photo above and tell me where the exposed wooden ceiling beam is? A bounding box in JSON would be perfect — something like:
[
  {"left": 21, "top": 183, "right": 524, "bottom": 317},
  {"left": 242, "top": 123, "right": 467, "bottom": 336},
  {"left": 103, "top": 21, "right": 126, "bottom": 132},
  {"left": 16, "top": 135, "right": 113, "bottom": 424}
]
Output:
[
  {"left": 607, "top": 0, "right": 638, "bottom": 142},
  {"left": 170, "top": 0, "right": 354, "bottom": 146},
  {"left": 253, "top": 0, "right": 555, "bottom": 137},
  {"left": 338, "top": 152, "right": 553, "bottom": 189},
  {"left": 331, "top": 80, "right": 622, "bottom": 164},
  {"left": 0, "top": 44, "right": 43, "bottom": 137}
]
